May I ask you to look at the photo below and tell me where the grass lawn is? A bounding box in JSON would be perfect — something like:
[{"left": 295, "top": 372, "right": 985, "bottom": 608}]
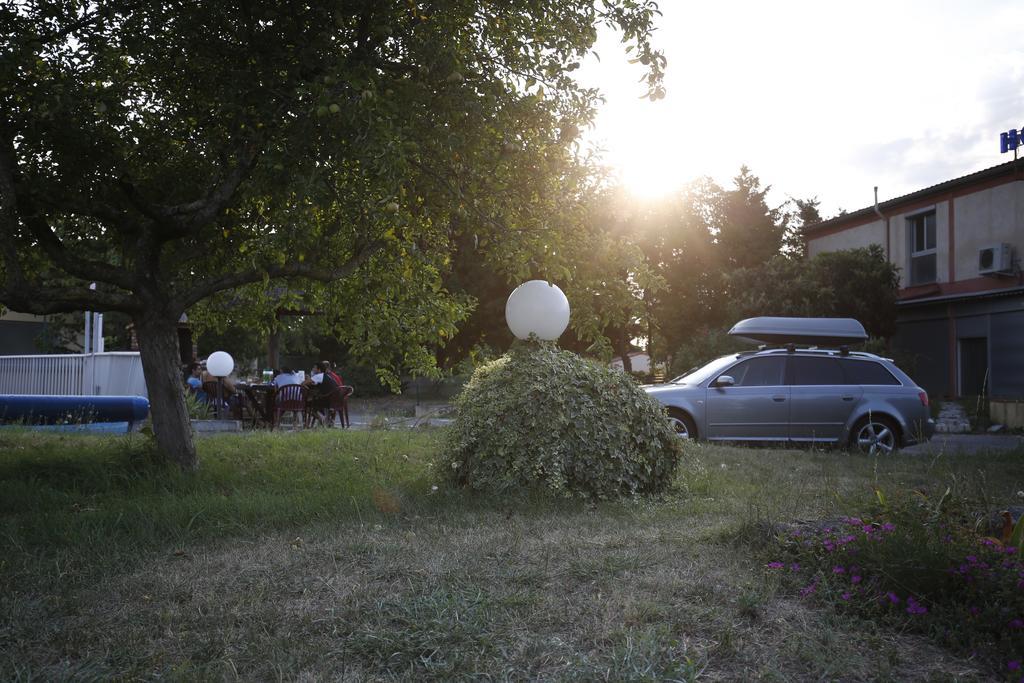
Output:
[{"left": 2, "top": 429, "right": 1022, "bottom": 681}]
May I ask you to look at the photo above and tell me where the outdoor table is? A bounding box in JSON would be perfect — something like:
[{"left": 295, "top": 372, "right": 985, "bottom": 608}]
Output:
[{"left": 239, "top": 383, "right": 275, "bottom": 428}]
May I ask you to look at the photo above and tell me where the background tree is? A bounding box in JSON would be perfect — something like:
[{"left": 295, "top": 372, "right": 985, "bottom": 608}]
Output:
[
  {"left": 725, "top": 245, "right": 899, "bottom": 337},
  {"left": 713, "top": 166, "right": 787, "bottom": 271},
  {"left": 0, "top": 1, "right": 665, "bottom": 469}
]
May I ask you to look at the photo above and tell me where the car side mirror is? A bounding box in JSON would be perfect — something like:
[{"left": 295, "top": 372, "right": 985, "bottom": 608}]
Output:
[{"left": 714, "top": 375, "right": 735, "bottom": 388}]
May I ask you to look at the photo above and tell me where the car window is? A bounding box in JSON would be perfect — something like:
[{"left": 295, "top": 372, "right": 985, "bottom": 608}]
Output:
[
  {"left": 671, "top": 355, "right": 739, "bottom": 385},
  {"left": 841, "top": 359, "right": 901, "bottom": 385},
  {"left": 726, "top": 357, "right": 786, "bottom": 387},
  {"left": 788, "top": 356, "right": 845, "bottom": 385}
]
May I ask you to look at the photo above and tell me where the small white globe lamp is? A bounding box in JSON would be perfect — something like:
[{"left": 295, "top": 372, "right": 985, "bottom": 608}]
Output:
[
  {"left": 206, "top": 351, "right": 234, "bottom": 420},
  {"left": 206, "top": 351, "right": 234, "bottom": 378},
  {"left": 505, "top": 280, "right": 570, "bottom": 341}
]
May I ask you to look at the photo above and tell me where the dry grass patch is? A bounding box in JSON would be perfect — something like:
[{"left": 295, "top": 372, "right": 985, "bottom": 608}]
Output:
[{"left": 1, "top": 433, "right": 1017, "bottom": 680}]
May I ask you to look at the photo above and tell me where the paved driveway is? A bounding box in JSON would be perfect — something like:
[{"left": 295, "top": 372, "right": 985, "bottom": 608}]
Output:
[{"left": 904, "top": 433, "right": 1024, "bottom": 456}]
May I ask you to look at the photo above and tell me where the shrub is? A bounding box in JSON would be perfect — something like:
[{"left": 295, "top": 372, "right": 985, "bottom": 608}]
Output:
[
  {"left": 441, "top": 342, "right": 683, "bottom": 499},
  {"left": 766, "top": 484, "right": 1024, "bottom": 674}
]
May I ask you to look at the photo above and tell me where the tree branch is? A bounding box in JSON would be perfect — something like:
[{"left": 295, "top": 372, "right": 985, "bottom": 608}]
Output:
[
  {"left": 171, "top": 238, "right": 385, "bottom": 312},
  {"left": 119, "top": 141, "right": 262, "bottom": 240},
  {"left": 17, "top": 205, "right": 139, "bottom": 291},
  {"left": 0, "top": 277, "right": 141, "bottom": 315}
]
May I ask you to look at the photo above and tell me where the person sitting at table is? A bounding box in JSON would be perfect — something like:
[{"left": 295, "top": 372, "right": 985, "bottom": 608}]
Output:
[
  {"left": 200, "top": 360, "right": 241, "bottom": 417},
  {"left": 273, "top": 366, "right": 302, "bottom": 388},
  {"left": 184, "top": 362, "right": 206, "bottom": 401},
  {"left": 305, "top": 360, "right": 339, "bottom": 421}
]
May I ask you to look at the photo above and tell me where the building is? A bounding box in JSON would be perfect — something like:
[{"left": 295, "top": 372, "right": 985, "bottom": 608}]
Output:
[
  {"left": 0, "top": 310, "right": 77, "bottom": 354},
  {"left": 611, "top": 351, "right": 653, "bottom": 374},
  {"left": 804, "top": 158, "right": 1024, "bottom": 399}
]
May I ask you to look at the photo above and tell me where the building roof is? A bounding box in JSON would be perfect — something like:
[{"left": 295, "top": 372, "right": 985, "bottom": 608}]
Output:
[
  {"left": 804, "top": 158, "right": 1024, "bottom": 235},
  {"left": 896, "top": 284, "right": 1024, "bottom": 307}
]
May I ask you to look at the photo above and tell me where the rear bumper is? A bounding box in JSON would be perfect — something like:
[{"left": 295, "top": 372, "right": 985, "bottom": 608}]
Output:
[{"left": 905, "top": 418, "right": 936, "bottom": 446}]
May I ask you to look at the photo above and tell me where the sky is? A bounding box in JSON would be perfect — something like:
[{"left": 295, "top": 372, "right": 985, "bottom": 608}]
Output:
[{"left": 578, "top": 0, "right": 1024, "bottom": 218}]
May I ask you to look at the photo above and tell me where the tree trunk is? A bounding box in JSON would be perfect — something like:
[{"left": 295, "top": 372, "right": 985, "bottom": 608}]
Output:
[
  {"left": 611, "top": 331, "right": 633, "bottom": 374},
  {"left": 135, "top": 314, "right": 197, "bottom": 470}
]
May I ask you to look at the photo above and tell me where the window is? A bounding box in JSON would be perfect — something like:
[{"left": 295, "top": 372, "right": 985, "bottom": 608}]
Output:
[
  {"left": 907, "top": 211, "right": 937, "bottom": 285},
  {"left": 724, "top": 357, "right": 785, "bottom": 386},
  {"left": 788, "top": 356, "right": 845, "bottom": 385},
  {"left": 840, "top": 359, "right": 900, "bottom": 385}
]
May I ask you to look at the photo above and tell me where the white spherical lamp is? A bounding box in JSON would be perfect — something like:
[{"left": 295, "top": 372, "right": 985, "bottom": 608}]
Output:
[
  {"left": 206, "top": 351, "right": 234, "bottom": 378},
  {"left": 505, "top": 280, "right": 570, "bottom": 341}
]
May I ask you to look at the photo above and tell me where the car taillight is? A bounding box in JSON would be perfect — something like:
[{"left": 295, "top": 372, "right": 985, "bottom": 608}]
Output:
[{"left": 918, "top": 391, "right": 929, "bottom": 407}]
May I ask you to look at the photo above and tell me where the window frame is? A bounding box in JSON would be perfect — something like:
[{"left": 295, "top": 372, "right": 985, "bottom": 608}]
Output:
[
  {"left": 718, "top": 356, "right": 787, "bottom": 387},
  {"left": 907, "top": 210, "right": 937, "bottom": 285},
  {"left": 785, "top": 355, "right": 846, "bottom": 386},
  {"left": 839, "top": 358, "right": 902, "bottom": 386}
]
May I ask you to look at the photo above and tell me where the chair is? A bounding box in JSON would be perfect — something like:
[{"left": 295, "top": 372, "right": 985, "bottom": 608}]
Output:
[
  {"left": 329, "top": 385, "right": 354, "bottom": 428},
  {"left": 243, "top": 384, "right": 275, "bottom": 429},
  {"left": 273, "top": 384, "right": 308, "bottom": 430},
  {"left": 201, "top": 380, "right": 228, "bottom": 418}
]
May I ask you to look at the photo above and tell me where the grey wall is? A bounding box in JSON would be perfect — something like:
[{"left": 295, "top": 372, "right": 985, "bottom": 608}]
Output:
[
  {"left": 892, "top": 317, "right": 949, "bottom": 398},
  {"left": 991, "top": 310, "right": 1024, "bottom": 399}
]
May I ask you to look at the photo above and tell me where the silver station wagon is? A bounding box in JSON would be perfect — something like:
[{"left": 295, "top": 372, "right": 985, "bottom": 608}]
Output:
[{"left": 645, "top": 317, "right": 935, "bottom": 454}]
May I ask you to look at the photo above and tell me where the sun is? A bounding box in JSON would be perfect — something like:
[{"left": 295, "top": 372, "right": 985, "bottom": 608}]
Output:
[
  {"left": 596, "top": 108, "right": 704, "bottom": 200},
  {"left": 615, "top": 149, "right": 689, "bottom": 199}
]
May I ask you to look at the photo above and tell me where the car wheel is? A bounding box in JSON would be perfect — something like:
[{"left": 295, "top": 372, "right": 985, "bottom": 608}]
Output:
[
  {"left": 667, "top": 410, "right": 696, "bottom": 440},
  {"left": 850, "top": 416, "right": 899, "bottom": 456}
]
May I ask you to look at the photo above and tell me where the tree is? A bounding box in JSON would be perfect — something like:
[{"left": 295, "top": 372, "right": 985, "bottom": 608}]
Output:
[
  {"left": 781, "top": 196, "right": 822, "bottom": 259},
  {"left": 0, "top": 1, "right": 665, "bottom": 469},
  {"left": 725, "top": 245, "right": 899, "bottom": 338},
  {"left": 713, "top": 166, "right": 787, "bottom": 271}
]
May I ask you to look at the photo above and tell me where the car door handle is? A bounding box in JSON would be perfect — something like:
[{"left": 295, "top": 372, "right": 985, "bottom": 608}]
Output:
[
  {"left": 772, "top": 396, "right": 786, "bottom": 402},
  {"left": 841, "top": 396, "right": 855, "bottom": 401}
]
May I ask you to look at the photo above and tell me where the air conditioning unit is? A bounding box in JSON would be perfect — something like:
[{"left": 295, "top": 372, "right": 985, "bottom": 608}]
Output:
[{"left": 978, "top": 243, "right": 1013, "bottom": 275}]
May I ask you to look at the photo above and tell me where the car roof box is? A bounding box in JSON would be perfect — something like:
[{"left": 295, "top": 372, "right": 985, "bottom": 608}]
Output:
[{"left": 728, "top": 317, "right": 868, "bottom": 346}]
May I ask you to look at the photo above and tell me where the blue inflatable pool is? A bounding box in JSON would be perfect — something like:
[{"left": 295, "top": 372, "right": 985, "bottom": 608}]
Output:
[{"left": 0, "top": 395, "right": 149, "bottom": 430}]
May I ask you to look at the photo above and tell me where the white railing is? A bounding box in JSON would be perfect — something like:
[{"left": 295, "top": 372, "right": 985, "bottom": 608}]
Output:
[{"left": 0, "top": 352, "right": 148, "bottom": 397}]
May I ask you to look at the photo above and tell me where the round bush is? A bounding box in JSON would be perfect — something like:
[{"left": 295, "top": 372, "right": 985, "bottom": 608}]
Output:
[{"left": 441, "top": 343, "right": 683, "bottom": 499}]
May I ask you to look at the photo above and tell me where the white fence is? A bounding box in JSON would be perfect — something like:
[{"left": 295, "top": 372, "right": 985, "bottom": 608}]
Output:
[{"left": 0, "top": 352, "right": 148, "bottom": 397}]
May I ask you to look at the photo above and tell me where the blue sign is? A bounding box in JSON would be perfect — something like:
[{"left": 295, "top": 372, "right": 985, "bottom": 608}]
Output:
[{"left": 1001, "top": 129, "right": 1020, "bottom": 154}]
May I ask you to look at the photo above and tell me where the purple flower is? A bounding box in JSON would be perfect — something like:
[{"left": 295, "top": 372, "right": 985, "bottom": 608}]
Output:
[
  {"left": 841, "top": 592, "right": 852, "bottom": 601},
  {"left": 966, "top": 555, "right": 978, "bottom": 564},
  {"left": 1009, "top": 660, "right": 1021, "bottom": 672},
  {"left": 790, "top": 563, "right": 801, "bottom": 572},
  {"left": 969, "top": 606, "right": 981, "bottom": 616},
  {"left": 882, "top": 522, "right": 895, "bottom": 532},
  {"left": 800, "top": 583, "right": 817, "bottom": 597},
  {"left": 1011, "top": 619, "right": 1024, "bottom": 629},
  {"left": 845, "top": 517, "right": 862, "bottom": 526},
  {"left": 766, "top": 561, "right": 785, "bottom": 569},
  {"left": 832, "top": 566, "right": 846, "bottom": 574},
  {"left": 862, "top": 524, "right": 874, "bottom": 534},
  {"left": 851, "top": 575, "right": 862, "bottom": 584},
  {"left": 886, "top": 592, "right": 900, "bottom": 604},
  {"left": 906, "top": 597, "right": 927, "bottom": 615}
]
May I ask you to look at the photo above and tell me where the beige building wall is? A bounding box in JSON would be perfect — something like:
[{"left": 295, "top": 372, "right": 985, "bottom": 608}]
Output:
[
  {"left": 953, "top": 180, "right": 1024, "bottom": 280},
  {"left": 0, "top": 310, "right": 46, "bottom": 323},
  {"left": 806, "top": 218, "right": 885, "bottom": 258},
  {"left": 888, "top": 200, "right": 949, "bottom": 287}
]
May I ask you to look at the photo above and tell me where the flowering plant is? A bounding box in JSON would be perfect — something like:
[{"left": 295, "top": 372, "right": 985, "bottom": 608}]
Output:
[{"left": 766, "top": 486, "right": 1024, "bottom": 678}]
